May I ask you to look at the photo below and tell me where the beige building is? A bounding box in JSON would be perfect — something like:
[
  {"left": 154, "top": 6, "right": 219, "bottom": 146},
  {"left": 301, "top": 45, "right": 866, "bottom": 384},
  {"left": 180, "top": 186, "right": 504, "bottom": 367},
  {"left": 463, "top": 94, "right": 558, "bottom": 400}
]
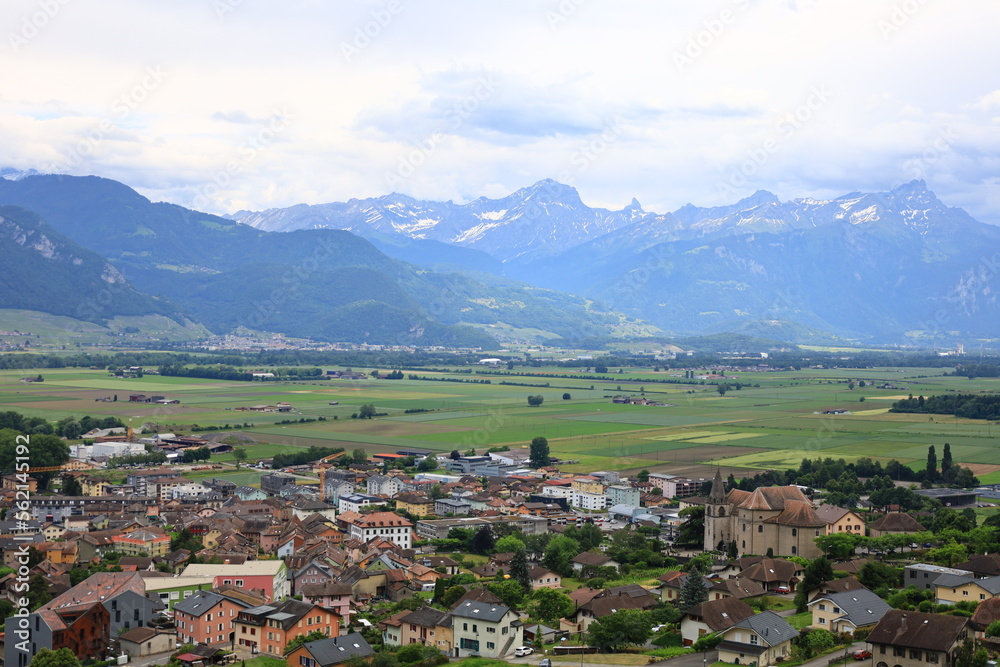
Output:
[
  {"left": 703, "top": 472, "right": 825, "bottom": 558},
  {"left": 815, "top": 504, "right": 865, "bottom": 535},
  {"left": 381, "top": 607, "right": 453, "bottom": 653},
  {"left": 807, "top": 589, "right": 891, "bottom": 635},
  {"left": 868, "top": 512, "right": 925, "bottom": 538},
  {"left": 933, "top": 574, "right": 1000, "bottom": 606},
  {"left": 715, "top": 611, "right": 797, "bottom": 666}
]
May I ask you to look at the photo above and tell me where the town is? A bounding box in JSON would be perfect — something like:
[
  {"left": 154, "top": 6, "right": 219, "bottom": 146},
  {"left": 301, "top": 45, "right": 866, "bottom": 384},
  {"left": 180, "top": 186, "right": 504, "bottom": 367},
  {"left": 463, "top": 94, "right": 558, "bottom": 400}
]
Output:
[{"left": 3, "top": 414, "right": 998, "bottom": 667}]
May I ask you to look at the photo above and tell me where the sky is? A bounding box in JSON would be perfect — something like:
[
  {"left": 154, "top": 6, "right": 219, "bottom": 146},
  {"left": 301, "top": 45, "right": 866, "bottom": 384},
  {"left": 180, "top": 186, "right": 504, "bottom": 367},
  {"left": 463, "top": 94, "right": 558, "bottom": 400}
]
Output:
[{"left": 2, "top": 0, "right": 999, "bottom": 223}]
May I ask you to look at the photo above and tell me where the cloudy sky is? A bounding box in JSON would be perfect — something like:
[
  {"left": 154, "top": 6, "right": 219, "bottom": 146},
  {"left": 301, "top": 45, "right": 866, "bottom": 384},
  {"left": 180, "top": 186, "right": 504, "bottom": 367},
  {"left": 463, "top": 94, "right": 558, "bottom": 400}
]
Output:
[{"left": 3, "top": 0, "right": 999, "bottom": 222}]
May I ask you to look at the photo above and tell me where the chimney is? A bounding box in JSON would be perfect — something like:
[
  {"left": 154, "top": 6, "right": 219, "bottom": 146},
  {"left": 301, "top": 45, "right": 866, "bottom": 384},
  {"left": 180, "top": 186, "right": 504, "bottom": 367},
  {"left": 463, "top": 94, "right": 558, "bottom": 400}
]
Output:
[{"left": 900, "top": 613, "right": 907, "bottom": 633}]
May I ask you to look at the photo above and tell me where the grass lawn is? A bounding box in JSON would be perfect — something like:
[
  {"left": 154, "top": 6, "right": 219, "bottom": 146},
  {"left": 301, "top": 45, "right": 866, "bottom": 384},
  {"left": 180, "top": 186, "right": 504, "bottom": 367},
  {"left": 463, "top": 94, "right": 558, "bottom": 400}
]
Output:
[
  {"left": 763, "top": 596, "right": 797, "bottom": 611},
  {"left": 449, "top": 659, "right": 512, "bottom": 667},
  {"left": 786, "top": 611, "right": 813, "bottom": 630},
  {"left": 554, "top": 654, "right": 652, "bottom": 665},
  {"left": 241, "top": 657, "right": 286, "bottom": 667}
]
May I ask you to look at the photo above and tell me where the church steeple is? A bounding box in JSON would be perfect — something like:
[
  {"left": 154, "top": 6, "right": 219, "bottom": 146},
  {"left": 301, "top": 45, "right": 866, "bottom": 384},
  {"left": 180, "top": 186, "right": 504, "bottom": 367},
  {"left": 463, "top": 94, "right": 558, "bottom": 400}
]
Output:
[{"left": 708, "top": 469, "right": 727, "bottom": 503}]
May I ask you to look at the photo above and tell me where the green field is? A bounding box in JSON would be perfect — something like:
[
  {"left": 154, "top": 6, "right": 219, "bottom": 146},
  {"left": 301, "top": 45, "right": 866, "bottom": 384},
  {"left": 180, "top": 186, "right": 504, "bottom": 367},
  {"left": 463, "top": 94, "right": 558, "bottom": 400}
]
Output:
[{"left": 6, "top": 363, "right": 1000, "bottom": 479}]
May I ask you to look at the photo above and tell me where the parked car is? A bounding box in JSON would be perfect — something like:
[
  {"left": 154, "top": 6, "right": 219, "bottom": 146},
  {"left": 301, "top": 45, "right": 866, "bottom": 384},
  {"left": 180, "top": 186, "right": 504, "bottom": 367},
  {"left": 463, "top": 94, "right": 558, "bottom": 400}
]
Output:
[
  {"left": 541, "top": 659, "right": 552, "bottom": 667},
  {"left": 853, "top": 650, "right": 872, "bottom": 660},
  {"left": 514, "top": 647, "right": 534, "bottom": 657},
  {"left": 773, "top": 586, "right": 791, "bottom": 594}
]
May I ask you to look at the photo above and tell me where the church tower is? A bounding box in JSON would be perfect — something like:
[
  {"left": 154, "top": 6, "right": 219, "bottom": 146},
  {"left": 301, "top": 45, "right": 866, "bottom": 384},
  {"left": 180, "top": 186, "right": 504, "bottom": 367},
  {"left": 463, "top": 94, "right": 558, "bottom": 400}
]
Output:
[{"left": 703, "top": 469, "right": 730, "bottom": 552}]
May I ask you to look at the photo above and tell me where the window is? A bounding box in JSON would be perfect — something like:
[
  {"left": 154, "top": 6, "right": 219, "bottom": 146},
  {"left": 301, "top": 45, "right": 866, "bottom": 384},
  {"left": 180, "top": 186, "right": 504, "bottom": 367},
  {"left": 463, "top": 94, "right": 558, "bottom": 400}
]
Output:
[
  {"left": 487, "top": 627, "right": 495, "bottom": 633},
  {"left": 819, "top": 604, "right": 826, "bottom": 611},
  {"left": 833, "top": 607, "right": 840, "bottom": 614},
  {"left": 502, "top": 627, "right": 508, "bottom": 635},
  {"left": 487, "top": 642, "right": 495, "bottom": 650},
  {"left": 792, "top": 546, "right": 797, "bottom": 555},
  {"left": 910, "top": 571, "right": 917, "bottom": 579},
  {"left": 910, "top": 651, "right": 922, "bottom": 660},
  {"left": 460, "top": 639, "right": 479, "bottom": 651},
  {"left": 236, "top": 580, "right": 244, "bottom": 587},
  {"left": 818, "top": 618, "right": 825, "bottom": 624},
  {"left": 749, "top": 634, "right": 759, "bottom": 645},
  {"left": 792, "top": 529, "right": 797, "bottom": 537},
  {"left": 758, "top": 526, "right": 763, "bottom": 533},
  {"left": 894, "top": 648, "right": 905, "bottom": 657},
  {"left": 928, "top": 653, "right": 938, "bottom": 664}
]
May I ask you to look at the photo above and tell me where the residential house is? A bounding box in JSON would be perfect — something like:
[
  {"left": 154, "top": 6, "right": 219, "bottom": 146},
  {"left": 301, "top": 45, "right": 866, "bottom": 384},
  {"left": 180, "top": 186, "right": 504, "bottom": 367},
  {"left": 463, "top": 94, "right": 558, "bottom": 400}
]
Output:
[
  {"left": 112, "top": 529, "right": 171, "bottom": 557},
  {"left": 450, "top": 600, "right": 522, "bottom": 659},
  {"left": 605, "top": 484, "right": 641, "bottom": 507},
  {"left": 367, "top": 475, "right": 403, "bottom": 497},
  {"left": 529, "top": 567, "right": 561, "bottom": 590},
  {"left": 285, "top": 632, "right": 374, "bottom": 667},
  {"left": 395, "top": 494, "right": 434, "bottom": 518},
  {"left": 571, "top": 552, "right": 620, "bottom": 574},
  {"left": 740, "top": 558, "right": 804, "bottom": 593},
  {"left": 293, "top": 561, "right": 338, "bottom": 596},
  {"left": 814, "top": 504, "right": 866, "bottom": 536},
  {"left": 181, "top": 561, "right": 291, "bottom": 601},
  {"left": 904, "top": 564, "right": 973, "bottom": 592},
  {"left": 414, "top": 556, "right": 461, "bottom": 575},
  {"left": 339, "top": 493, "right": 385, "bottom": 514},
  {"left": 300, "top": 582, "right": 354, "bottom": 622},
  {"left": 382, "top": 607, "right": 453, "bottom": 652},
  {"left": 119, "top": 627, "right": 177, "bottom": 658},
  {"left": 570, "top": 491, "right": 607, "bottom": 511},
  {"left": 234, "top": 486, "right": 268, "bottom": 502},
  {"left": 566, "top": 584, "right": 658, "bottom": 634},
  {"left": 806, "top": 576, "right": 866, "bottom": 601},
  {"left": 970, "top": 598, "right": 1000, "bottom": 640},
  {"left": 715, "top": 611, "right": 798, "bottom": 666},
  {"left": 3, "top": 572, "right": 162, "bottom": 667},
  {"left": 235, "top": 599, "right": 339, "bottom": 656},
  {"left": 709, "top": 578, "right": 767, "bottom": 601},
  {"left": 933, "top": 574, "right": 1000, "bottom": 606},
  {"left": 868, "top": 512, "right": 925, "bottom": 538},
  {"left": 339, "top": 512, "right": 413, "bottom": 549},
  {"left": 435, "top": 498, "right": 472, "bottom": 516},
  {"left": 807, "top": 588, "right": 891, "bottom": 635},
  {"left": 174, "top": 589, "right": 262, "bottom": 647},
  {"left": 681, "top": 597, "right": 755, "bottom": 646},
  {"left": 958, "top": 554, "right": 1000, "bottom": 578},
  {"left": 866, "top": 610, "right": 969, "bottom": 667}
]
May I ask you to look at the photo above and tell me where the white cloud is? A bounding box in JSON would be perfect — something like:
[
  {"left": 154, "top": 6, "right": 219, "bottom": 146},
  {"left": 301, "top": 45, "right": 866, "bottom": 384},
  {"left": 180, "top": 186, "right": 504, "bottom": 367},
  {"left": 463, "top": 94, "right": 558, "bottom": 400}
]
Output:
[{"left": 1, "top": 0, "right": 999, "bottom": 222}]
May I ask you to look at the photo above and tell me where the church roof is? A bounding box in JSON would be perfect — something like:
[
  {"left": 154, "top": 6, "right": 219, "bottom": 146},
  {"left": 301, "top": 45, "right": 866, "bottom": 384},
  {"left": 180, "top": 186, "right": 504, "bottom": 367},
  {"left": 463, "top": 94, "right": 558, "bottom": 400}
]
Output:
[
  {"left": 737, "top": 486, "right": 811, "bottom": 511},
  {"left": 764, "top": 500, "right": 826, "bottom": 527}
]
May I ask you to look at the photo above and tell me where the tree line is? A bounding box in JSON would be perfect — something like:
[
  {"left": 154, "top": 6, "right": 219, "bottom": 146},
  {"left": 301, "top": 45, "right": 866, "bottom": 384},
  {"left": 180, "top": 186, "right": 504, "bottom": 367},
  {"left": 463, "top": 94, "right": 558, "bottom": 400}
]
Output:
[{"left": 891, "top": 393, "right": 1000, "bottom": 421}]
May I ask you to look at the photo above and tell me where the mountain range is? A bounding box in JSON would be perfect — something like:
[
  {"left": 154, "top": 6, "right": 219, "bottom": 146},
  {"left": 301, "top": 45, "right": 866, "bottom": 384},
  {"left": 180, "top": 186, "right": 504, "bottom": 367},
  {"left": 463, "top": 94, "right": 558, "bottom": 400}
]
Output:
[
  {"left": 0, "top": 171, "right": 996, "bottom": 347},
  {"left": 235, "top": 179, "right": 1000, "bottom": 344},
  {"left": 0, "top": 175, "right": 651, "bottom": 347}
]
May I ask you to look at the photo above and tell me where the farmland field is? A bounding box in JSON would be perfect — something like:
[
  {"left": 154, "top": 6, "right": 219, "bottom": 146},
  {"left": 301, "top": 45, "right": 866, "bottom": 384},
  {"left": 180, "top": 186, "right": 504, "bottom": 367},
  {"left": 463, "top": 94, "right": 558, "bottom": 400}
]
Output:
[{"left": 5, "top": 363, "right": 1000, "bottom": 480}]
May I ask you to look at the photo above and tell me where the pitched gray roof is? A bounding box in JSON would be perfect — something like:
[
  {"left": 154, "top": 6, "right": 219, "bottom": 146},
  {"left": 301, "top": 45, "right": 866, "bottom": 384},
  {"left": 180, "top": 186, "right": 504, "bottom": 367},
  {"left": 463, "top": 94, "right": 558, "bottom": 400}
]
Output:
[
  {"left": 933, "top": 573, "right": 977, "bottom": 589},
  {"left": 301, "top": 632, "right": 374, "bottom": 666},
  {"left": 451, "top": 599, "right": 512, "bottom": 622},
  {"left": 730, "top": 610, "right": 798, "bottom": 647},
  {"left": 811, "top": 589, "right": 891, "bottom": 627},
  {"left": 173, "top": 590, "right": 226, "bottom": 616}
]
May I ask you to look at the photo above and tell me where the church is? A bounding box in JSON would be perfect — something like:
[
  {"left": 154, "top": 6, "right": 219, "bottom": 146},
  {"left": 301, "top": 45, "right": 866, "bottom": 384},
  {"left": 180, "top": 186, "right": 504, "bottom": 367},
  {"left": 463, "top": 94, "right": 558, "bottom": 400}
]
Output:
[{"left": 703, "top": 470, "right": 826, "bottom": 558}]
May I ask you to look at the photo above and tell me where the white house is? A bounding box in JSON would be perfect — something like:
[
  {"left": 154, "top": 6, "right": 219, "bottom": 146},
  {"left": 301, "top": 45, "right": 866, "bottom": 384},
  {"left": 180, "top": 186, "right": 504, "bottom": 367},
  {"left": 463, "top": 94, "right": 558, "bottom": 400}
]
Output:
[
  {"left": 571, "top": 491, "right": 607, "bottom": 511},
  {"left": 339, "top": 511, "right": 413, "bottom": 549},
  {"left": 450, "top": 600, "right": 523, "bottom": 659}
]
